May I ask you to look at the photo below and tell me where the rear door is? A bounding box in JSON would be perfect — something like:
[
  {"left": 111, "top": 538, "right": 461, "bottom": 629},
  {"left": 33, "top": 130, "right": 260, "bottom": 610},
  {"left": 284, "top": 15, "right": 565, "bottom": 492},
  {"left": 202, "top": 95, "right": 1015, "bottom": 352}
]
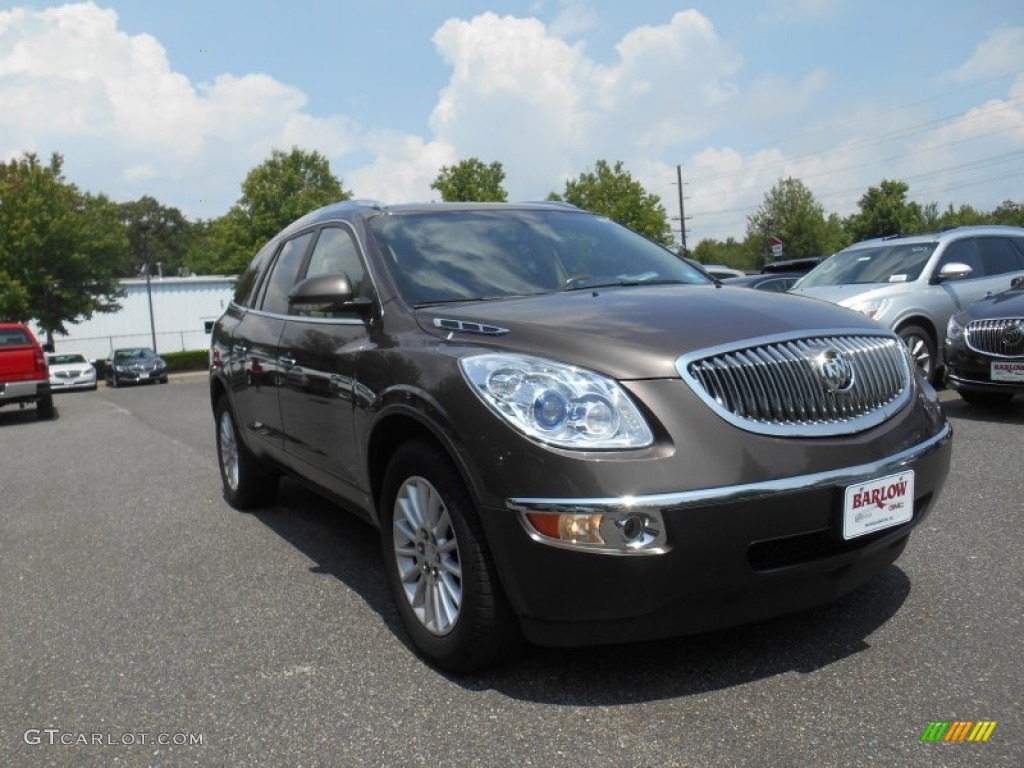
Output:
[{"left": 228, "top": 231, "right": 316, "bottom": 460}]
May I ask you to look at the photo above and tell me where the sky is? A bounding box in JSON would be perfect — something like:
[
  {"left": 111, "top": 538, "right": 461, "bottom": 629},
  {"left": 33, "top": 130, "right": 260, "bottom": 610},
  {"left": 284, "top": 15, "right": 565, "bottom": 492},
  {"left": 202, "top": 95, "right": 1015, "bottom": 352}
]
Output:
[{"left": 1, "top": 0, "right": 1023, "bottom": 245}]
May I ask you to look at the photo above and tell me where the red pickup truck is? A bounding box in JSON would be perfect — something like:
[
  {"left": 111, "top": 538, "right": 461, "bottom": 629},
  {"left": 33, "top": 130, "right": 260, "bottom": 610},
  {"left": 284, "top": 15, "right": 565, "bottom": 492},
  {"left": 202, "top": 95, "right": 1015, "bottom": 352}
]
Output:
[{"left": 0, "top": 322, "right": 54, "bottom": 419}]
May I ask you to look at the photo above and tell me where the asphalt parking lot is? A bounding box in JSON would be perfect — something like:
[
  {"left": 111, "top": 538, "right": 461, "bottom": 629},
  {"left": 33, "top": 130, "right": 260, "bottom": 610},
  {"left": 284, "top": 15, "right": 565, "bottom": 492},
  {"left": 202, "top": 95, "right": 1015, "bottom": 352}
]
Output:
[{"left": 1, "top": 375, "right": 1021, "bottom": 767}]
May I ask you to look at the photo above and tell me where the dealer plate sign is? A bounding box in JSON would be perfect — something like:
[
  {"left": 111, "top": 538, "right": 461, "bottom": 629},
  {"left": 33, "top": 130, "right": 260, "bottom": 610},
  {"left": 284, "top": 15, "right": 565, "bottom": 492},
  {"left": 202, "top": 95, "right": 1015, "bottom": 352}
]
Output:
[
  {"left": 991, "top": 361, "right": 1024, "bottom": 383},
  {"left": 843, "top": 470, "right": 914, "bottom": 540}
]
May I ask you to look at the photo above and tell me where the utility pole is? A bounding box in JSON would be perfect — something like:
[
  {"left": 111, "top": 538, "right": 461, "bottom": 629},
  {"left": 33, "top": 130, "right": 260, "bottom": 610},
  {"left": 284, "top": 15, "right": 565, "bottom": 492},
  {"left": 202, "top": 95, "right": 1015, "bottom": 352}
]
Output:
[
  {"left": 674, "top": 165, "right": 692, "bottom": 256},
  {"left": 140, "top": 214, "right": 158, "bottom": 352}
]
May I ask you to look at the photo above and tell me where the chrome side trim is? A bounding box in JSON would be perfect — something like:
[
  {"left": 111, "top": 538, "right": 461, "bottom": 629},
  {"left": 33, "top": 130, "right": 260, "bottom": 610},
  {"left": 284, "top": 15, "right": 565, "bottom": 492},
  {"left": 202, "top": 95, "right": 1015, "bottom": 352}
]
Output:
[{"left": 507, "top": 422, "right": 951, "bottom": 517}]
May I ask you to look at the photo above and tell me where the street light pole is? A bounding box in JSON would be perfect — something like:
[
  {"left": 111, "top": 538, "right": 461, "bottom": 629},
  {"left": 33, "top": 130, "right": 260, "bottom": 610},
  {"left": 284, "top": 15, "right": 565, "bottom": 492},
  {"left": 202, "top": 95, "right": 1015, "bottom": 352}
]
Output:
[{"left": 140, "top": 215, "right": 157, "bottom": 352}]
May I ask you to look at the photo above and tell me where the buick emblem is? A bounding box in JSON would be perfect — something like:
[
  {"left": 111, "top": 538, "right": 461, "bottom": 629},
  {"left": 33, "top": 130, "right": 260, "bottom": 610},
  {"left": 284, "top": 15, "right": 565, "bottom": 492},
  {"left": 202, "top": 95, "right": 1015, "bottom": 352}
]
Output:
[
  {"left": 1002, "top": 320, "right": 1024, "bottom": 347},
  {"left": 814, "top": 347, "right": 855, "bottom": 393}
]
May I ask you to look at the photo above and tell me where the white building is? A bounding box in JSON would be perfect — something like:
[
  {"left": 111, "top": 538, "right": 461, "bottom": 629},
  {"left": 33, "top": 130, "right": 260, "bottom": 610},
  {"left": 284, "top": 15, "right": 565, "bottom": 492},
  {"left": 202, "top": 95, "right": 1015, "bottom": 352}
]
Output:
[{"left": 44, "top": 275, "right": 236, "bottom": 361}]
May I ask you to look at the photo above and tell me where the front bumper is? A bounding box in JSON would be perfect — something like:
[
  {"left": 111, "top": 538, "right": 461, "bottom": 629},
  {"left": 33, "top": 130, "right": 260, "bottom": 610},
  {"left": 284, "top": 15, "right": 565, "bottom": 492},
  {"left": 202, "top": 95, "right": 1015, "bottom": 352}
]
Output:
[
  {"left": 944, "top": 343, "right": 1024, "bottom": 393},
  {"left": 114, "top": 369, "right": 167, "bottom": 384},
  {"left": 482, "top": 424, "right": 952, "bottom": 647},
  {"left": 50, "top": 373, "right": 97, "bottom": 390}
]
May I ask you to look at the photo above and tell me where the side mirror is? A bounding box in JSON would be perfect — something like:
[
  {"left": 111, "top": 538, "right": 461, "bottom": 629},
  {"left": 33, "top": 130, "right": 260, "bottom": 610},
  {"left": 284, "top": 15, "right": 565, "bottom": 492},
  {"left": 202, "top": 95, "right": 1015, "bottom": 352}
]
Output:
[
  {"left": 288, "top": 273, "right": 373, "bottom": 316},
  {"left": 935, "top": 262, "right": 973, "bottom": 282},
  {"left": 42, "top": 342, "right": 55, "bottom": 353}
]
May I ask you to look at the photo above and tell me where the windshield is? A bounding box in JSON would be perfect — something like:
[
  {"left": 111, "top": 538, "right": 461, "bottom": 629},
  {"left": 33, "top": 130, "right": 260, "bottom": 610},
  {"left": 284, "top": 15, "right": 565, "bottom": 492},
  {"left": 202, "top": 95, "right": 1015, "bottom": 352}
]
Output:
[
  {"left": 799, "top": 243, "right": 937, "bottom": 287},
  {"left": 115, "top": 348, "right": 156, "bottom": 360},
  {"left": 369, "top": 209, "right": 709, "bottom": 306},
  {"left": 48, "top": 354, "right": 87, "bottom": 364}
]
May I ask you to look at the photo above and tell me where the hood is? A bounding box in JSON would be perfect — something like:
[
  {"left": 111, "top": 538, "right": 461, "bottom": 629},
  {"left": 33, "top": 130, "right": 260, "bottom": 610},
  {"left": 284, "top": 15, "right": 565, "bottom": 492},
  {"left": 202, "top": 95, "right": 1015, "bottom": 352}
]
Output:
[
  {"left": 415, "top": 284, "right": 884, "bottom": 379},
  {"left": 957, "top": 287, "right": 1024, "bottom": 321},
  {"left": 789, "top": 282, "right": 906, "bottom": 306}
]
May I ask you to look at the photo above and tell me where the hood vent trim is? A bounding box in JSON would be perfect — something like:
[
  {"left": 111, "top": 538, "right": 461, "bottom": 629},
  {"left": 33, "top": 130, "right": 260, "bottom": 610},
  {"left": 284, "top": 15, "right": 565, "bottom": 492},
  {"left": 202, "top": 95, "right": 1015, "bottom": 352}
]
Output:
[{"left": 433, "top": 318, "right": 509, "bottom": 336}]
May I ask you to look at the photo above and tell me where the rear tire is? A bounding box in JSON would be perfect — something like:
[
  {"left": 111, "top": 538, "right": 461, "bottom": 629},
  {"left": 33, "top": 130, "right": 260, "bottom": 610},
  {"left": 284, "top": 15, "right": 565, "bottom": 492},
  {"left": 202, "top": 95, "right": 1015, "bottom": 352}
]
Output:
[
  {"left": 215, "top": 397, "right": 278, "bottom": 509},
  {"left": 36, "top": 394, "right": 54, "bottom": 420},
  {"left": 380, "top": 439, "right": 519, "bottom": 672},
  {"left": 958, "top": 389, "right": 1015, "bottom": 408}
]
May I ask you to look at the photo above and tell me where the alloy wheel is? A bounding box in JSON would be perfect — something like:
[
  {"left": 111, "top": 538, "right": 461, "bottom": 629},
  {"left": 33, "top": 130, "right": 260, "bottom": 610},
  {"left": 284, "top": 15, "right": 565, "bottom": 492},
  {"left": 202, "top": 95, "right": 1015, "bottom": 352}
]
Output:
[{"left": 391, "top": 476, "right": 463, "bottom": 636}]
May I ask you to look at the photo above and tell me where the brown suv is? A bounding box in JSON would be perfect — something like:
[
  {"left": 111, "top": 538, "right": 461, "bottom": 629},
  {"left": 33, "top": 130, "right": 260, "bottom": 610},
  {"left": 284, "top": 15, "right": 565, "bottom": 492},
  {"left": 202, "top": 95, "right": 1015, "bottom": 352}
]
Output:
[
  {"left": 209, "top": 201, "right": 952, "bottom": 671},
  {"left": 0, "top": 322, "right": 54, "bottom": 419}
]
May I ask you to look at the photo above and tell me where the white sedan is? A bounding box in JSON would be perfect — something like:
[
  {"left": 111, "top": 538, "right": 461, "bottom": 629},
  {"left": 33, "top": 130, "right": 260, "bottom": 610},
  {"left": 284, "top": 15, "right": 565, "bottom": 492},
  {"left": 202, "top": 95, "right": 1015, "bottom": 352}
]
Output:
[{"left": 47, "top": 353, "right": 97, "bottom": 391}]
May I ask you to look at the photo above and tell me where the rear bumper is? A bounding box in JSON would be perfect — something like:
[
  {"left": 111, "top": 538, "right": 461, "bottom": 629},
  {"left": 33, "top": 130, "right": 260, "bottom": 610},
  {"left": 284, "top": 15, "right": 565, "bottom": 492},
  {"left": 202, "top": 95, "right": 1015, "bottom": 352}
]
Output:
[
  {"left": 482, "top": 424, "right": 952, "bottom": 647},
  {"left": 0, "top": 378, "right": 50, "bottom": 405}
]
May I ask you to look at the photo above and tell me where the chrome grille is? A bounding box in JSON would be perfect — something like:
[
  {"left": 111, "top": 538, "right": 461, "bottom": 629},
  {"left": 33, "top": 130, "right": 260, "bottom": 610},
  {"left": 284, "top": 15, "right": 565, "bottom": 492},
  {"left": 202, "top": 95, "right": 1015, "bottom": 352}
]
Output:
[
  {"left": 677, "top": 330, "right": 912, "bottom": 437},
  {"left": 965, "top": 318, "right": 1024, "bottom": 357}
]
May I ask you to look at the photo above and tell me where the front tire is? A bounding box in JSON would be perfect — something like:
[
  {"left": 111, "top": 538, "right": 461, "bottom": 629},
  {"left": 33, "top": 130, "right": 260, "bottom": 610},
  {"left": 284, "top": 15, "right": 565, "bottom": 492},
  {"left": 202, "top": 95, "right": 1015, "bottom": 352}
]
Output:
[
  {"left": 898, "top": 324, "right": 938, "bottom": 383},
  {"left": 215, "top": 397, "right": 278, "bottom": 509},
  {"left": 380, "top": 439, "right": 519, "bottom": 672}
]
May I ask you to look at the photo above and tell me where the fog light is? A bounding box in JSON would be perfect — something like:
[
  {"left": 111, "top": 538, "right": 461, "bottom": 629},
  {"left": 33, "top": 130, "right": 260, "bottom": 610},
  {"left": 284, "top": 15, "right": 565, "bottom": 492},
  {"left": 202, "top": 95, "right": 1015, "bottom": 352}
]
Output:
[
  {"left": 616, "top": 513, "right": 646, "bottom": 543},
  {"left": 526, "top": 512, "right": 604, "bottom": 544}
]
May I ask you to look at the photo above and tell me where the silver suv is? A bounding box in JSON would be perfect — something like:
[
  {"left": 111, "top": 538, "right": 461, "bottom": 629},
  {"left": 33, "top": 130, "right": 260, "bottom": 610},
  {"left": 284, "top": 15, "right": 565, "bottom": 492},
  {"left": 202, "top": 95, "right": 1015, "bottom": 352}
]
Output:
[{"left": 791, "top": 226, "right": 1024, "bottom": 381}]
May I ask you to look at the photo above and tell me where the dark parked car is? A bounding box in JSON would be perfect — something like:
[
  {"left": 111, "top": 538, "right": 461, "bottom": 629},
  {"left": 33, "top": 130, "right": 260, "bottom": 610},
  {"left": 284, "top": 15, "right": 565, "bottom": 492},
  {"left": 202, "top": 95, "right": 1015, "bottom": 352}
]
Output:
[
  {"left": 719, "top": 273, "right": 803, "bottom": 292},
  {"left": 715, "top": 257, "right": 823, "bottom": 292},
  {"left": 209, "top": 201, "right": 952, "bottom": 671},
  {"left": 105, "top": 347, "right": 168, "bottom": 387},
  {"left": 944, "top": 276, "right": 1024, "bottom": 406}
]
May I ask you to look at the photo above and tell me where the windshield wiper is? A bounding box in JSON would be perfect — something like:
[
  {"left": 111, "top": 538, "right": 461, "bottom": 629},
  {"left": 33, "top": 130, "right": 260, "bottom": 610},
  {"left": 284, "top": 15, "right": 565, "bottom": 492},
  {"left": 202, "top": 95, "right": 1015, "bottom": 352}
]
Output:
[
  {"left": 414, "top": 292, "right": 547, "bottom": 308},
  {"left": 563, "top": 277, "right": 691, "bottom": 291}
]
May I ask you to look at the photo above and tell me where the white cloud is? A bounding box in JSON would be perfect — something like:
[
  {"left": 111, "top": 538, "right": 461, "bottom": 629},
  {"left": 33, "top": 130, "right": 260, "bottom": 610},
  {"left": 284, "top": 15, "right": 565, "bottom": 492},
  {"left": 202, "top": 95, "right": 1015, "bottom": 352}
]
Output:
[
  {"left": 951, "top": 27, "right": 1024, "bottom": 82},
  {"left": 0, "top": 2, "right": 370, "bottom": 215},
  {"left": 428, "top": 10, "right": 744, "bottom": 199},
  {"left": 1, "top": 2, "right": 1019, "bottom": 243},
  {"left": 548, "top": 0, "right": 599, "bottom": 38}
]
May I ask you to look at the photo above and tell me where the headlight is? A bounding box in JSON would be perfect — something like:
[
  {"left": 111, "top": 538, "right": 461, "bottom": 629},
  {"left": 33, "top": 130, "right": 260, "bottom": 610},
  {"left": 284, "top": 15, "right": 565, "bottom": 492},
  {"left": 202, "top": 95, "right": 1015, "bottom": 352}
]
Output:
[
  {"left": 459, "top": 354, "right": 654, "bottom": 449},
  {"left": 946, "top": 315, "right": 965, "bottom": 342},
  {"left": 115, "top": 365, "right": 128, "bottom": 372},
  {"left": 844, "top": 297, "right": 891, "bottom": 321}
]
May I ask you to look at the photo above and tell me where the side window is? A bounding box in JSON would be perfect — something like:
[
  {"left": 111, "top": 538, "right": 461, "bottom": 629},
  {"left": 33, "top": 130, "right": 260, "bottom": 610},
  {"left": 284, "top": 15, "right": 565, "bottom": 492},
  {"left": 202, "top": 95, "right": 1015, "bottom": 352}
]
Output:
[
  {"left": 977, "top": 237, "right": 1024, "bottom": 276},
  {"left": 937, "top": 239, "right": 983, "bottom": 277},
  {"left": 305, "top": 227, "right": 367, "bottom": 294},
  {"left": 259, "top": 231, "right": 315, "bottom": 314},
  {"left": 233, "top": 240, "right": 277, "bottom": 307}
]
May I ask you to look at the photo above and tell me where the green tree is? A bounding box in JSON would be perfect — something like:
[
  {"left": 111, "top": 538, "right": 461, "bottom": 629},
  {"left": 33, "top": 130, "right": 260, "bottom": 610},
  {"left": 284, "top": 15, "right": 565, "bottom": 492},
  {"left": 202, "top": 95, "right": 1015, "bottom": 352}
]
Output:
[
  {"left": 989, "top": 199, "right": 1024, "bottom": 226},
  {"left": 117, "top": 196, "right": 194, "bottom": 277},
  {"left": 202, "top": 147, "right": 350, "bottom": 274},
  {"left": 746, "top": 177, "right": 840, "bottom": 264},
  {"left": 691, "top": 237, "right": 758, "bottom": 270},
  {"left": 845, "top": 179, "right": 925, "bottom": 240},
  {"left": 0, "top": 152, "right": 126, "bottom": 346},
  {"left": 431, "top": 158, "right": 508, "bottom": 201},
  {"left": 549, "top": 160, "right": 674, "bottom": 246}
]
